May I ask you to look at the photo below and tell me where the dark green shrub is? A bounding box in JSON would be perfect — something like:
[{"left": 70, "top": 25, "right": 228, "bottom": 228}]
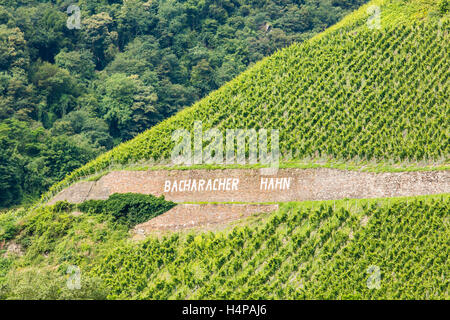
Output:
[
  {"left": 78, "top": 193, "right": 176, "bottom": 228},
  {"left": 439, "top": 0, "right": 449, "bottom": 14},
  {"left": 77, "top": 199, "right": 104, "bottom": 215},
  {"left": 51, "top": 201, "right": 75, "bottom": 213},
  {"left": 0, "top": 214, "right": 18, "bottom": 242}
]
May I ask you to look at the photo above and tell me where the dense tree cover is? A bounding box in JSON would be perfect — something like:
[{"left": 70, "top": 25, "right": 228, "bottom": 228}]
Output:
[
  {"left": 0, "top": 0, "right": 367, "bottom": 207},
  {"left": 0, "top": 118, "right": 100, "bottom": 206}
]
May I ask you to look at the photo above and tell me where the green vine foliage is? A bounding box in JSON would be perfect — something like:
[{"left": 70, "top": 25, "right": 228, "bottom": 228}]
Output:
[
  {"left": 78, "top": 193, "right": 176, "bottom": 228},
  {"left": 89, "top": 196, "right": 450, "bottom": 300},
  {"left": 47, "top": 7, "right": 450, "bottom": 199},
  {"left": 1, "top": 195, "right": 448, "bottom": 299}
]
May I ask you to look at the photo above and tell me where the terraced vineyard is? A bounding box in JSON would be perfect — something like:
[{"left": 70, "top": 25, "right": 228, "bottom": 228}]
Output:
[
  {"left": 0, "top": 0, "right": 449, "bottom": 301},
  {"left": 89, "top": 196, "right": 449, "bottom": 300},
  {"left": 49, "top": 0, "right": 449, "bottom": 197}
]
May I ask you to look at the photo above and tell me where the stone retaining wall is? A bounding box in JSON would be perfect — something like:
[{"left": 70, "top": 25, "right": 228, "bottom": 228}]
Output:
[
  {"left": 49, "top": 168, "right": 450, "bottom": 204},
  {"left": 133, "top": 203, "right": 279, "bottom": 236}
]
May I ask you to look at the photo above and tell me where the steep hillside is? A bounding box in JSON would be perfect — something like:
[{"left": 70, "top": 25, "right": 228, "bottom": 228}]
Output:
[
  {"left": 1, "top": 0, "right": 365, "bottom": 207},
  {"left": 1, "top": 195, "right": 448, "bottom": 299},
  {"left": 91, "top": 196, "right": 449, "bottom": 300},
  {"left": 0, "top": 0, "right": 449, "bottom": 300},
  {"left": 50, "top": 0, "right": 449, "bottom": 198}
]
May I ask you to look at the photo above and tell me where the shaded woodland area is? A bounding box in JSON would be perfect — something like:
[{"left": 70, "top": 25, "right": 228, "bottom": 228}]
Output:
[{"left": 0, "top": 0, "right": 366, "bottom": 207}]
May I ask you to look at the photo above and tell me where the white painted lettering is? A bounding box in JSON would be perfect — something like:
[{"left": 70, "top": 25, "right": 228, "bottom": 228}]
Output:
[
  {"left": 232, "top": 178, "right": 239, "bottom": 191},
  {"left": 164, "top": 180, "right": 171, "bottom": 192},
  {"left": 206, "top": 179, "right": 212, "bottom": 191},
  {"left": 260, "top": 178, "right": 268, "bottom": 190},
  {"left": 199, "top": 179, "right": 205, "bottom": 191},
  {"left": 171, "top": 180, "right": 178, "bottom": 192},
  {"left": 226, "top": 178, "right": 232, "bottom": 191}
]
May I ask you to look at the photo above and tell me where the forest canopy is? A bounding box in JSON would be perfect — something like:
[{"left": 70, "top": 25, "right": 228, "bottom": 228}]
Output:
[{"left": 0, "top": 0, "right": 367, "bottom": 207}]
